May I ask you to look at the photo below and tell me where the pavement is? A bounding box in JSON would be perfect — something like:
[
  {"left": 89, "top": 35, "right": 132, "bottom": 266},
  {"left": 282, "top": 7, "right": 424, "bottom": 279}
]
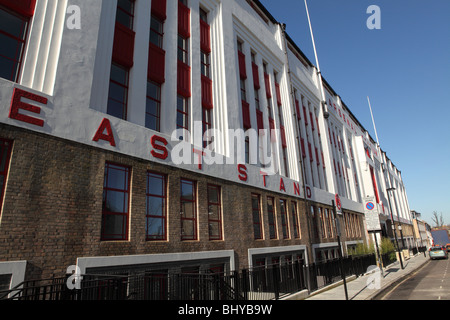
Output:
[{"left": 304, "top": 252, "right": 430, "bottom": 300}]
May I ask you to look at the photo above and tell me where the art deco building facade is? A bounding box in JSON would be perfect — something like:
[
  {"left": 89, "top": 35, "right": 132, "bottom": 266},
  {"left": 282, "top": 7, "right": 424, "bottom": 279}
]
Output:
[{"left": 0, "top": 0, "right": 413, "bottom": 288}]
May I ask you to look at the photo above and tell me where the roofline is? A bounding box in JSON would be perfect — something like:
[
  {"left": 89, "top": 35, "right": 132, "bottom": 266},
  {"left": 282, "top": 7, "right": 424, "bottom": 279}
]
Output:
[{"left": 250, "top": 0, "right": 399, "bottom": 170}]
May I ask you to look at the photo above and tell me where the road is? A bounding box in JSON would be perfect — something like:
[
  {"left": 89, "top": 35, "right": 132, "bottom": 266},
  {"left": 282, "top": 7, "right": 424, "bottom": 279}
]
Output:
[{"left": 376, "top": 256, "right": 450, "bottom": 300}]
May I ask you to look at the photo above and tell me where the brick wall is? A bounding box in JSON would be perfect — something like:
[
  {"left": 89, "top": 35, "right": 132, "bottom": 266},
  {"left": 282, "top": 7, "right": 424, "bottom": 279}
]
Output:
[{"left": 0, "top": 124, "right": 366, "bottom": 281}]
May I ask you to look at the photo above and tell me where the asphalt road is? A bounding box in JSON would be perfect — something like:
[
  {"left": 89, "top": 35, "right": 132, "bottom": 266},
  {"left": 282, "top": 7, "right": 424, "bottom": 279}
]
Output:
[{"left": 376, "top": 256, "right": 450, "bottom": 300}]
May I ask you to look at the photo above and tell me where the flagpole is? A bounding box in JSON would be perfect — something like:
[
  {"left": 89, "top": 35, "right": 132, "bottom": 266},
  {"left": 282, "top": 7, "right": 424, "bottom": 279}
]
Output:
[
  {"left": 304, "top": 0, "right": 328, "bottom": 115},
  {"left": 367, "top": 96, "right": 380, "bottom": 145}
]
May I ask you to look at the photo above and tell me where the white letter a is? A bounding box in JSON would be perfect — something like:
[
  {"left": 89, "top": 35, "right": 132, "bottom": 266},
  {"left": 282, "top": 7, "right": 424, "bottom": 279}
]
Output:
[
  {"left": 67, "top": 5, "right": 81, "bottom": 30},
  {"left": 366, "top": 5, "right": 381, "bottom": 30}
]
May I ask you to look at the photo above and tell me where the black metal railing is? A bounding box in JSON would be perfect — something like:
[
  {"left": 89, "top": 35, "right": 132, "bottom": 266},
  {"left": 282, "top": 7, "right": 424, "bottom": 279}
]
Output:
[{"left": 0, "top": 253, "right": 381, "bottom": 301}]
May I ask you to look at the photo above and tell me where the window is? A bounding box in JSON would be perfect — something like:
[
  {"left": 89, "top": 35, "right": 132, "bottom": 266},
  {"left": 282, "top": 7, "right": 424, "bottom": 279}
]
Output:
[
  {"left": 177, "top": 95, "right": 189, "bottom": 137},
  {"left": 180, "top": 179, "right": 197, "bottom": 240},
  {"left": 177, "top": 13, "right": 190, "bottom": 138},
  {"left": 150, "top": 15, "right": 164, "bottom": 48},
  {"left": 251, "top": 194, "right": 263, "bottom": 240},
  {"left": 280, "top": 199, "right": 289, "bottom": 239},
  {"left": 254, "top": 88, "right": 261, "bottom": 110},
  {"left": 201, "top": 51, "right": 210, "bottom": 78},
  {"left": 116, "top": 0, "right": 135, "bottom": 29},
  {"left": 177, "top": 35, "right": 189, "bottom": 64},
  {"left": 202, "top": 108, "right": 212, "bottom": 148},
  {"left": 244, "top": 137, "right": 250, "bottom": 164},
  {"left": 146, "top": 81, "right": 161, "bottom": 131},
  {"left": 0, "top": 138, "right": 12, "bottom": 215},
  {"left": 291, "top": 201, "right": 300, "bottom": 239},
  {"left": 267, "top": 197, "right": 277, "bottom": 239},
  {"left": 237, "top": 39, "right": 243, "bottom": 53},
  {"left": 327, "top": 208, "right": 334, "bottom": 238},
  {"left": 101, "top": 162, "right": 131, "bottom": 240},
  {"left": 310, "top": 205, "right": 319, "bottom": 239},
  {"left": 107, "top": 63, "right": 129, "bottom": 120},
  {"left": 207, "top": 185, "right": 222, "bottom": 240},
  {"left": 146, "top": 172, "right": 167, "bottom": 241},
  {"left": 200, "top": 8, "right": 213, "bottom": 146},
  {"left": 0, "top": 7, "right": 29, "bottom": 82},
  {"left": 240, "top": 79, "right": 247, "bottom": 102},
  {"left": 200, "top": 7, "right": 208, "bottom": 23},
  {"left": 318, "top": 207, "right": 326, "bottom": 238}
]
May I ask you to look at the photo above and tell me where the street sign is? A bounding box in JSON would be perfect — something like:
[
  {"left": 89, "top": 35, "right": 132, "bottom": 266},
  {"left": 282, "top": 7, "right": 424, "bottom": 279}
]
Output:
[{"left": 364, "top": 196, "right": 381, "bottom": 231}]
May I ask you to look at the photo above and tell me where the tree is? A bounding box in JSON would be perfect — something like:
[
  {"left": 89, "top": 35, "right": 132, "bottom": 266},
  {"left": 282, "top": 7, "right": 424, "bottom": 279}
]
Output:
[{"left": 431, "top": 211, "right": 445, "bottom": 228}]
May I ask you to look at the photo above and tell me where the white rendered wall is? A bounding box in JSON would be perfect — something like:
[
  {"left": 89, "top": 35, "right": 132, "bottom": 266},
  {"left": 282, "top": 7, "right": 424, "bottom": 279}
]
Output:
[{"left": 0, "top": 0, "right": 413, "bottom": 221}]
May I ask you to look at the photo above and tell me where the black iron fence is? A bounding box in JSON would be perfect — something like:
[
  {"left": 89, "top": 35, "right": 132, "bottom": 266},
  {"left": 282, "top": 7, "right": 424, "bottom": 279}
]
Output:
[
  {"left": 0, "top": 253, "right": 385, "bottom": 301},
  {"left": 411, "top": 246, "right": 427, "bottom": 256}
]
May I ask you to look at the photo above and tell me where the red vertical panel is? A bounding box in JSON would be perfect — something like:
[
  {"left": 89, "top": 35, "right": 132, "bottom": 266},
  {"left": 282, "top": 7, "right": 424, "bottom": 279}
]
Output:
[
  {"left": 300, "top": 138, "right": 306, "bottom": 158},
  {"left": 269, "top": 118, "right": 276, "bottom": 142},
  {"left": 264, "top": 73, "right": 271, "bottom": 98},
  {"left": 252, "top": 63, "right": 260, "bottom": 89},
  {"left": 177, "top": 61, "right": 191, "bottom": 97},
  {"left": 275, "top": 83, "right": 282, "bottom": 106},
  {"left": 0, "top": 0, "right": 36, "bottom": 17},
  {"left": 308, "top": 142, "right": 313, "bottom": 162},
  {"left": 310, "top": 112, "right": 315, "bottom": 131},
  {"left": 316, "top": 117, "right": 320, "bottom": 135},
  {"left": 280, "top": 125, "right": 287, "bottom": 147},
  {"left": 242, "top": 100, "right": 251, "bottom": 129},
  {"left": 151, "top": 0, "right": 167, "bottom": 21},
  {"left": 315, "top": 147, "right": 320, "bottom": 166},
  {"left": 200, "top": 19, "right": 211, "bottom": 53},
  {"left": 295, "top": 100, "right": 301, "bottom": 120},
  {"left": 370, "top": 166, "right": 380, "bottom": 203},
  {"left": 303, "top": 106, "right": 308, "bottom": 126},
  {"left": 321, "top": 152, "right": 325, "bottom": 168},
  {"left": 178, "top": 2, "right": 190, "bottom": 38},
  {"left": 201, "top": 75, "right": 213, "bottom": 110},
  {"left": 112, "top": 22, "right": 135, "bottom": 68},
  {"left": 148, "top": 43, "right": 165, "bottom": 83},
  {"left": 238, "top": 51, "right": 247, "bottom": 79},
  {"left": 256, "top": 109, "right": 264, "bottom": 132}
]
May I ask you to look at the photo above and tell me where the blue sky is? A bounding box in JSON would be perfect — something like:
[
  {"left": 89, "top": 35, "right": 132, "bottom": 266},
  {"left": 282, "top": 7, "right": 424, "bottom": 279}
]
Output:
[{"left": 260, "top": 0, "right": 450, "bottom": 226}]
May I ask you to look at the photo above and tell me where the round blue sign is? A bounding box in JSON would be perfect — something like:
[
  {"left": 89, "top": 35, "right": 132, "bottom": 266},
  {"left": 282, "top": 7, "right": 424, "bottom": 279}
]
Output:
[{"left": 366, "top": 202, "right": 375, "bottom": 210}]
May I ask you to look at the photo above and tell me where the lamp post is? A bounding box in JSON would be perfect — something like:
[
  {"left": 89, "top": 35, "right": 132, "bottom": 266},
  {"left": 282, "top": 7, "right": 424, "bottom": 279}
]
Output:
[
  {"left": 332, "top": 199, "right": 348, "bottom": 300},
  {"left": 387, "top": 187, "right": 404, "bottom": 269}
]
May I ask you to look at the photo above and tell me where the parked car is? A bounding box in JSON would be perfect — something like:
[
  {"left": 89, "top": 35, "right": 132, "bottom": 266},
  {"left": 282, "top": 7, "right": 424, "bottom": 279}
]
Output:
[
  {"left": 429, "top": 246, "right": 448, "bottom": 260},
  {"left": 446, "top": 244, "right": 450, "bottom": 252}
]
